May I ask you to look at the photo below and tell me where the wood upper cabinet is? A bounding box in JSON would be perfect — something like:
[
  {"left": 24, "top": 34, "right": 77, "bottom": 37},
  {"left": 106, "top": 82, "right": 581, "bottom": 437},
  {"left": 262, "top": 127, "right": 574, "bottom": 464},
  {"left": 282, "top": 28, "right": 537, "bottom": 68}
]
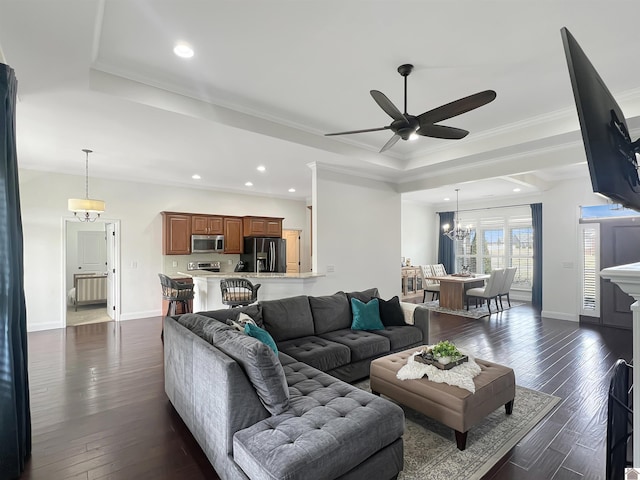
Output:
[
  {"left": 191, "top": 215, "right": 223, "bottom": 235},
  {"left": 243, "top": 216, "right": 283, "bottom": 238},
  {"left": 223, "top": 217, "right": 243, "bottom": 253},
  {"left": 162, "top": 212, "right": 192, "bottom": 255}
]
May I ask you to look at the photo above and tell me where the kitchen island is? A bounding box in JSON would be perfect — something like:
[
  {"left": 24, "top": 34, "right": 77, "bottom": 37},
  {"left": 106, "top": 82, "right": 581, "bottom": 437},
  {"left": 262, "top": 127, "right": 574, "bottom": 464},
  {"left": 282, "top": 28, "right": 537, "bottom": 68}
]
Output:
[{"left": 177, "top": 270, "right": 324, "bottom": 311}]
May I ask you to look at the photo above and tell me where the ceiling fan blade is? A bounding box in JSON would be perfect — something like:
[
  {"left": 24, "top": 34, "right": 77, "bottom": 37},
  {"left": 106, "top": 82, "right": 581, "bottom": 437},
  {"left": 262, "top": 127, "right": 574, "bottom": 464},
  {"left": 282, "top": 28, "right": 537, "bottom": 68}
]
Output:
[
  {"left": 325, "top": 126, "right": 390, "bottom": 136},
  {"left": 379, "top": 133, "right": 401, "bottom": 153},
  {"left": 370, "top": 90, "right": 408, "bottom": 123},
  {"left": 417, "top": 124, "right": 469, "bottom": 140},
  {"left": 417, "top": 90, "right": 497, "bottom": 126}
]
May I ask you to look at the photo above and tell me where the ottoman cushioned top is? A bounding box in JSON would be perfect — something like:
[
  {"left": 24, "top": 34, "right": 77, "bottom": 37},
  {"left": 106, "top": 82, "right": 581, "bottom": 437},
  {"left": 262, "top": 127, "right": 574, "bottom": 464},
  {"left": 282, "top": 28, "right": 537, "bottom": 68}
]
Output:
[
  {"left": 233, "top": 359, "right": 405, "bottom": 480},
  {"left": 370, "top": 348, "right": 515, "bottom": 433}
]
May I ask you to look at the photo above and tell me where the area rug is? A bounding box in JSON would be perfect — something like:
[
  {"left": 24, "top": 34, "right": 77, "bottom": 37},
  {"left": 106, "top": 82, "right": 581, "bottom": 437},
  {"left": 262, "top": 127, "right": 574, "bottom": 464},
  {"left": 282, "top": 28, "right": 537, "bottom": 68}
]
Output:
[
  {"left": 355, "top": 379, "right": 560, "bottom": 480},
  {"left": 419, "top": 300, "right": 524, "bottom": 319}
]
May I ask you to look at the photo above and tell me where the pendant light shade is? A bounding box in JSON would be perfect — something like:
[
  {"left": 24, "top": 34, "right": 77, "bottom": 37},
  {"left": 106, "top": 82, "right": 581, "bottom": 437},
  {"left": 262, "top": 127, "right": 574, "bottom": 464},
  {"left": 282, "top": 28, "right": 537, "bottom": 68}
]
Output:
[{"left": 68, "top": 149, "right": 105, "bottom": 222}]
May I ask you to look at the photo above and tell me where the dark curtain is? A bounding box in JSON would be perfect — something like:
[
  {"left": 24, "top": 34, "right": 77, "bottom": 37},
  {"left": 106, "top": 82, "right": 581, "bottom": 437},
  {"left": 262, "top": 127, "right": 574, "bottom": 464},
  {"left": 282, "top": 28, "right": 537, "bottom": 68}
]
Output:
[
  {"left": 531, "top": 203, "right": 542, "bottom": 310},
  {"left": 437, "top": 211, "right": 455, "bottom": 274},
  {"left": 0, "top": 63, "right": 31, "bottom": 479}
]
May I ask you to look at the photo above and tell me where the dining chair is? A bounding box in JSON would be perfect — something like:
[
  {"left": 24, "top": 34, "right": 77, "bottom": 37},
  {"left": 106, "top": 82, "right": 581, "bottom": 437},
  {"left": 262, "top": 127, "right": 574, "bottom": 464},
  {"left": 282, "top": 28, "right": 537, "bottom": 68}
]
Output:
[
  {"left": 220, "top": 278, "right": 261, "bottom": 308},
  {"left": 465, "top": 268, "right": 506, "bottom": 314},
  {"left": 420, "top": 265, "right": 440, "bottom": 302},
  {"left": 497, "top": 267, "right": 518, "bottom": 309}
]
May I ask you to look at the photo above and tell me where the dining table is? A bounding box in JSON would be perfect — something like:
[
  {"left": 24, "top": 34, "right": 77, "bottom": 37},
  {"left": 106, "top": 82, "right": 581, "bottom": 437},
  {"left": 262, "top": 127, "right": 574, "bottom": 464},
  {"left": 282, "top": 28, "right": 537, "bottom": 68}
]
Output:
[{"left": 425, "top": 274, "right": 490, "bottom": 310}]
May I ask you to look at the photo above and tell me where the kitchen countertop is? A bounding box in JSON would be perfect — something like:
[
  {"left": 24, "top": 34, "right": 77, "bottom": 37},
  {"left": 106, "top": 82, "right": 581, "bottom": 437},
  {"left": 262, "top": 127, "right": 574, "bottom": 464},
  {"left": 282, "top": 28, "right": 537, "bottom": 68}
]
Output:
[{"left": 177, "top": 270, "right": 323, "bottom": 279}]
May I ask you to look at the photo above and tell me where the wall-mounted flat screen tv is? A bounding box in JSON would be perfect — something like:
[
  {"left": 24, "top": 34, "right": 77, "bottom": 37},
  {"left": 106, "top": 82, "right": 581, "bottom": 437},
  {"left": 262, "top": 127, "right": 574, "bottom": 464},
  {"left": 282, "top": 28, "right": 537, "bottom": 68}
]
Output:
[{"left": 561, "top": 27, "right": 640, "bottom": 212}]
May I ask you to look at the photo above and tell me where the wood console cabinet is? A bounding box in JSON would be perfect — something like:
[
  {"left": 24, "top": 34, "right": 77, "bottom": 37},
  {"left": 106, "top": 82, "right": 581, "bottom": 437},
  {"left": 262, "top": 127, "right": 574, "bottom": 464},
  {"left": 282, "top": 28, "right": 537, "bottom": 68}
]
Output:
[
  {"left": 192, "top": 215, "right": 223, "bottom": 235},
  {"left": 224, "top": 217, "right": 243, "bottom": 253},
  {"left": 243, "top": 216, "right": 283, "bottom": 237},
  {"left": 401, "top": 266, "right": 423, "bottom": 299},
  {"left": 162, "top": 212, "right": 192, "bottom": 255}
]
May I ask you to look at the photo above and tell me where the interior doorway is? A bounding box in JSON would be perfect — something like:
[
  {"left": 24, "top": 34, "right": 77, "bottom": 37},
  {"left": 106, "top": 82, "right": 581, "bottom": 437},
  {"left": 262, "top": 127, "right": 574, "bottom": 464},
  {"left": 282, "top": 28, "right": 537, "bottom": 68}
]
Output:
[
  {"left": 64, "top": 218, "right": 120, "bottom": 326},
  {"left": 283, "top": 229, "right": 301, "bottom": 273}
]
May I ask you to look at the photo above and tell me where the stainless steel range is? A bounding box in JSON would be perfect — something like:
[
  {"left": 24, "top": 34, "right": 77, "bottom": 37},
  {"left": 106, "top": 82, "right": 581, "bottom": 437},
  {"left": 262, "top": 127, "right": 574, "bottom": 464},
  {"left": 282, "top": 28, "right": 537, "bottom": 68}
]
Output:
[{"left": 187, "top": 261, "right": 221, "bottom": 272}]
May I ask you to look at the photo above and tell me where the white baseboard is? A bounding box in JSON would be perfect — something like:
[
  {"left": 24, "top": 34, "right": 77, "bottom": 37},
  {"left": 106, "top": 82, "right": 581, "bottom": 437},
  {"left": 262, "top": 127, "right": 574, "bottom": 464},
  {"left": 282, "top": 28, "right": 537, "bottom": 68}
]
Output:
[
  {"left": 28, "top": 321, "right": 64, "bottom": 332},
  {"left": 119, "top": 310, "right": 162, "bottom": 321},
  {"left": 541, "top": 310, "right": 579, "bottom": 322}
]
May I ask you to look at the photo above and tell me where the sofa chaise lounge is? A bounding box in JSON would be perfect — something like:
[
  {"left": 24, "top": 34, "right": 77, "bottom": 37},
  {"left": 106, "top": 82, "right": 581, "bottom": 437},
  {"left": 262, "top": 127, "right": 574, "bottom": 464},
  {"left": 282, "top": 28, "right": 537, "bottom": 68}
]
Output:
[{"left": 164, "top": 288, "right": 430, "bottom": 480}]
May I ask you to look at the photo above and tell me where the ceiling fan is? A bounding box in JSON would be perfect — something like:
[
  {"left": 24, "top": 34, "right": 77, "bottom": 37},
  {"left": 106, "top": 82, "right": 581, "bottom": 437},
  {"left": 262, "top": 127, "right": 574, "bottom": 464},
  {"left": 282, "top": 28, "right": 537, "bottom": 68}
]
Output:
[{"left": 325, "top": 64, "right": 497, "bottom": 153}]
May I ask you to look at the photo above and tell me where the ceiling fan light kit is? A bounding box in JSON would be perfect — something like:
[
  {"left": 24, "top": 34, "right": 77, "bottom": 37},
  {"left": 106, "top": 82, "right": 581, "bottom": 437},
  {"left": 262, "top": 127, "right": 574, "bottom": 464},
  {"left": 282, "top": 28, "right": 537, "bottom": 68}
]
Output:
[{"left": 325, "top": 63, "right": 497, "bottom": 153}]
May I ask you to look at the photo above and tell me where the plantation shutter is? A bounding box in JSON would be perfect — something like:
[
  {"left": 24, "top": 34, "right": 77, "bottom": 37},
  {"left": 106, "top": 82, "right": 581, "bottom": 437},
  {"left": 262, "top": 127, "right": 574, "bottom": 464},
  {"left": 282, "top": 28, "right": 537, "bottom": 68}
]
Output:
[{"left": 579, "top": 223, "right": 600, "bottom": 317}]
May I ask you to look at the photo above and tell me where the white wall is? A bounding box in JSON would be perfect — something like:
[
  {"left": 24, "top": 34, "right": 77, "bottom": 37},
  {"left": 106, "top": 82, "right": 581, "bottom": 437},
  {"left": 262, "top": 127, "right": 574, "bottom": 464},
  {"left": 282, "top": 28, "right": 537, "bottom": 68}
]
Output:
[
  {"left": 307, "top": 164, "right": 402, "bottom": 299},
  {"left": 401, "top": 200, "right": 436, "bottom": 267},
  {"left": 19, "top": 168, "right": 309, "bottom": 331},
  {"left": 540, "top": 178, "right": 608, "bottom": 321}
]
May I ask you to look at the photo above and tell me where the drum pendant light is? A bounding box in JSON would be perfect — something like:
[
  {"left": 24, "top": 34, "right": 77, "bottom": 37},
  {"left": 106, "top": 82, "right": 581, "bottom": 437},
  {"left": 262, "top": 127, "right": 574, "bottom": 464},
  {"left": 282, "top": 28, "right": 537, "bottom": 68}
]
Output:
[{"left": 68, "top": 149, "right": 105, "bottom": 222}]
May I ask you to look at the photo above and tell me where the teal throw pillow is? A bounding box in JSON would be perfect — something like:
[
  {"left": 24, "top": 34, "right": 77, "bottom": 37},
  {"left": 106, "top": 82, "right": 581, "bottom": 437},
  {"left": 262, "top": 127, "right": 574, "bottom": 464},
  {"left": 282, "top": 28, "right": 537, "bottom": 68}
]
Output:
[
  {"left": 245, "top": 323, "right": 278, "bottom": 354},
  {"left": 350, "top": 297, "right": 384, "bottom": 331}
]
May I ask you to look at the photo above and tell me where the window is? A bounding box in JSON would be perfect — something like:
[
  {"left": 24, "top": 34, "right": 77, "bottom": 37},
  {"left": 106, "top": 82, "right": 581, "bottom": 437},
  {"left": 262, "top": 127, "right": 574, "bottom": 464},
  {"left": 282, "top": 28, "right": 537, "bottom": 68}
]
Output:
[
  {"left": 578, "top": 223, "right": 600, "bottom": 317},
  {"left": 453, "top": 209, "right": 533, "bottom": 290},
  {"left": 580, "top": 204, "right": 640, "bottom": 219}
]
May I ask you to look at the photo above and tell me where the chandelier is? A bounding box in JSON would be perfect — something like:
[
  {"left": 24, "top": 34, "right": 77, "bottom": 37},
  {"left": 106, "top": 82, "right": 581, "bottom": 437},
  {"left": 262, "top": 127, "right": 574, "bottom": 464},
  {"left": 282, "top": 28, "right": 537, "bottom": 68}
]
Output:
[
  {"left": 68, "top": 149, "right": 105, "bottom": 222},
  {"left": 442, "top": 189, "right": 470, "bottom": 241}
]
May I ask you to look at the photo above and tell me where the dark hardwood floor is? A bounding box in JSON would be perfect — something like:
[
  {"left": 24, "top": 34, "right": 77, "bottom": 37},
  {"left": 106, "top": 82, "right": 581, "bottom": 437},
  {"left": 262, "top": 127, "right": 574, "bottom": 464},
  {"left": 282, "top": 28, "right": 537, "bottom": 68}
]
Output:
[{"left": 22, "top": 303, "right": 631, "bottom": 480}]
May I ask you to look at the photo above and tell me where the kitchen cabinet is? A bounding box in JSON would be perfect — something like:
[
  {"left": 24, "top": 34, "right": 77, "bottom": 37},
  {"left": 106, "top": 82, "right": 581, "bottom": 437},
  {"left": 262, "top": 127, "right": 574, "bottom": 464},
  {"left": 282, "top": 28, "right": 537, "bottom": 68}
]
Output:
[
  {"left": 192, "top": 215, "right": 223, "bottom": 235},
  {"left": 224, "top": 217, "right": 243, "bottom": 253},
  {"left": 161, "top": 276, "right": 193, "bottom": 315},
  {"left": 243, "top": 216, "right": 283, "bottom": 238},
  {"left": 162, "top": 212, "right": 191, "bottom": 255}
]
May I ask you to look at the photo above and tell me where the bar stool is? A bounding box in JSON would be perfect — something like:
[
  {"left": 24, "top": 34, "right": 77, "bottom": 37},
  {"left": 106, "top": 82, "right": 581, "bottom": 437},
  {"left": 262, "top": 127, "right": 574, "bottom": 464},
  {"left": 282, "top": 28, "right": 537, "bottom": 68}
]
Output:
[
  {"left": 220, "top": 278, "right": 260, "bottom": 308},
  {"left": 158, "top": 273, "right": 195, "bottom": 341}
]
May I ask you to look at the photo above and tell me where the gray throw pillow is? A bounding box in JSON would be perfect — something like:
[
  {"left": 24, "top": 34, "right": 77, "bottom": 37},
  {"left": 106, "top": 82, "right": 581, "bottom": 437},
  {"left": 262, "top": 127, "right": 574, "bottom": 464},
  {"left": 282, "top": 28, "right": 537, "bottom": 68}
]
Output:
[
  {"left": 346, "top": 288, "right": 380, "bottom": 305},
  {"left": 197, "top": 303, "right": 264, "bottom": 328},
  {"left": 204, "top": 323, "right": 289, "bottom": 416}
]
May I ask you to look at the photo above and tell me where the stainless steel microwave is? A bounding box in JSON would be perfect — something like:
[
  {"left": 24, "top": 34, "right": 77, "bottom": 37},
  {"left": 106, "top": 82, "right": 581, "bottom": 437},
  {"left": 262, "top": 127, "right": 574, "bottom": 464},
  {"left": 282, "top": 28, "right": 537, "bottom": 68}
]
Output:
[{"left": 191, "top": 235, "right": 224, "bottom": 253}]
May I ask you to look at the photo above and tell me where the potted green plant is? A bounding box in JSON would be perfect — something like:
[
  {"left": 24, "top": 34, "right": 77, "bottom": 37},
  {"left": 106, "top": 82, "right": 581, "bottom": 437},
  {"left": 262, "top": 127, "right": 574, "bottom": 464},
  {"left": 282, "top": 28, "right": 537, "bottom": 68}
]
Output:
[{"left": 429, "top": 340, "right": 462, "bottom": 365}]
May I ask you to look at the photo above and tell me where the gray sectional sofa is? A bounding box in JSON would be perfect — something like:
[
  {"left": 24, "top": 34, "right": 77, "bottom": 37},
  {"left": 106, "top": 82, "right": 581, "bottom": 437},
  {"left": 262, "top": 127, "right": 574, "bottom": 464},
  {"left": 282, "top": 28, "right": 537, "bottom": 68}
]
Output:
[{"left": 164, "top": 288, "right": 430, "bottom": 480}]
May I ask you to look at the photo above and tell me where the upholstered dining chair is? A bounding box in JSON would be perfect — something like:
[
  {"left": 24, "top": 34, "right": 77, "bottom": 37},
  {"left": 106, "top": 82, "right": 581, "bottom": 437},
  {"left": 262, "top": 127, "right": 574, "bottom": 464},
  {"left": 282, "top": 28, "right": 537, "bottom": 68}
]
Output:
[
  {"left": 220, "top": 278, "right": 261, "bottom": 308},
  {"left": 420, "top": 265, "right": 440, "bottom": 302},
  {"left": 497, "top": 267, "right": 518, "bottom": 309},
  {"left": 465, "top": 268, "right": 506, "bottom": 314}
]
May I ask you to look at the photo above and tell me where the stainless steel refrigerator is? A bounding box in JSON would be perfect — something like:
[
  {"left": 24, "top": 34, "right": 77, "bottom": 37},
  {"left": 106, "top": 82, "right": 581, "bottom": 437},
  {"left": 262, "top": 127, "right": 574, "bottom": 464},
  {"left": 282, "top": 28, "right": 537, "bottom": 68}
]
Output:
[{"left": 240, "top": 237, "right": 286, "bottom": 273}]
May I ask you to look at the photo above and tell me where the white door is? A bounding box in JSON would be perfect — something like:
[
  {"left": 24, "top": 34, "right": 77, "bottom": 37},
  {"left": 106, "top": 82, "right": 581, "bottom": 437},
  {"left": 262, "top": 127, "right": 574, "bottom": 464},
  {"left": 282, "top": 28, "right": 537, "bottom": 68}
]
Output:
[
  {"left": 106, "top": 223, "right": 116, "bottom": 320},
  {"left": 77, "top": 231, "right": 107, "bottom": 273}
]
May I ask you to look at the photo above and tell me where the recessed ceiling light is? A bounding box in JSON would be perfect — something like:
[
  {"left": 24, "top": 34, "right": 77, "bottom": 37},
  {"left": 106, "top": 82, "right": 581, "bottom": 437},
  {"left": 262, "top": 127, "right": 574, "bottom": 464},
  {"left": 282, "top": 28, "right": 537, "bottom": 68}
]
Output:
[
  {"left": 513, "top": 188, "right": 521, "bottom": 192},
  {"left": 173, "top": 42, "right": 194, "bottom": 59},
  {"left": 245, "top": 181, "right": 253, "bottom": 187},
  {"left": 444, "top": 197, "right": 450, "bottom": 201},
  {"left": 288, "top": 188, "right": 296, "bottom": 193},
  {"left": 257, "top": 165, "right": 266, "bottom": 172},
  {"left": 192, "top": 174, "right": 201, "bottom": 180}
]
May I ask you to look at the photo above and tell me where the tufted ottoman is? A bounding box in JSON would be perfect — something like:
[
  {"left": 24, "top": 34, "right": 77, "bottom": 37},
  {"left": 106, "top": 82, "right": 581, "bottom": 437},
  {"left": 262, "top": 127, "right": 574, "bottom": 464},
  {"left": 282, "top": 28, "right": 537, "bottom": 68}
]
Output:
[{"left": 370, "top": 347, "right": 515, "bottom": 450}]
